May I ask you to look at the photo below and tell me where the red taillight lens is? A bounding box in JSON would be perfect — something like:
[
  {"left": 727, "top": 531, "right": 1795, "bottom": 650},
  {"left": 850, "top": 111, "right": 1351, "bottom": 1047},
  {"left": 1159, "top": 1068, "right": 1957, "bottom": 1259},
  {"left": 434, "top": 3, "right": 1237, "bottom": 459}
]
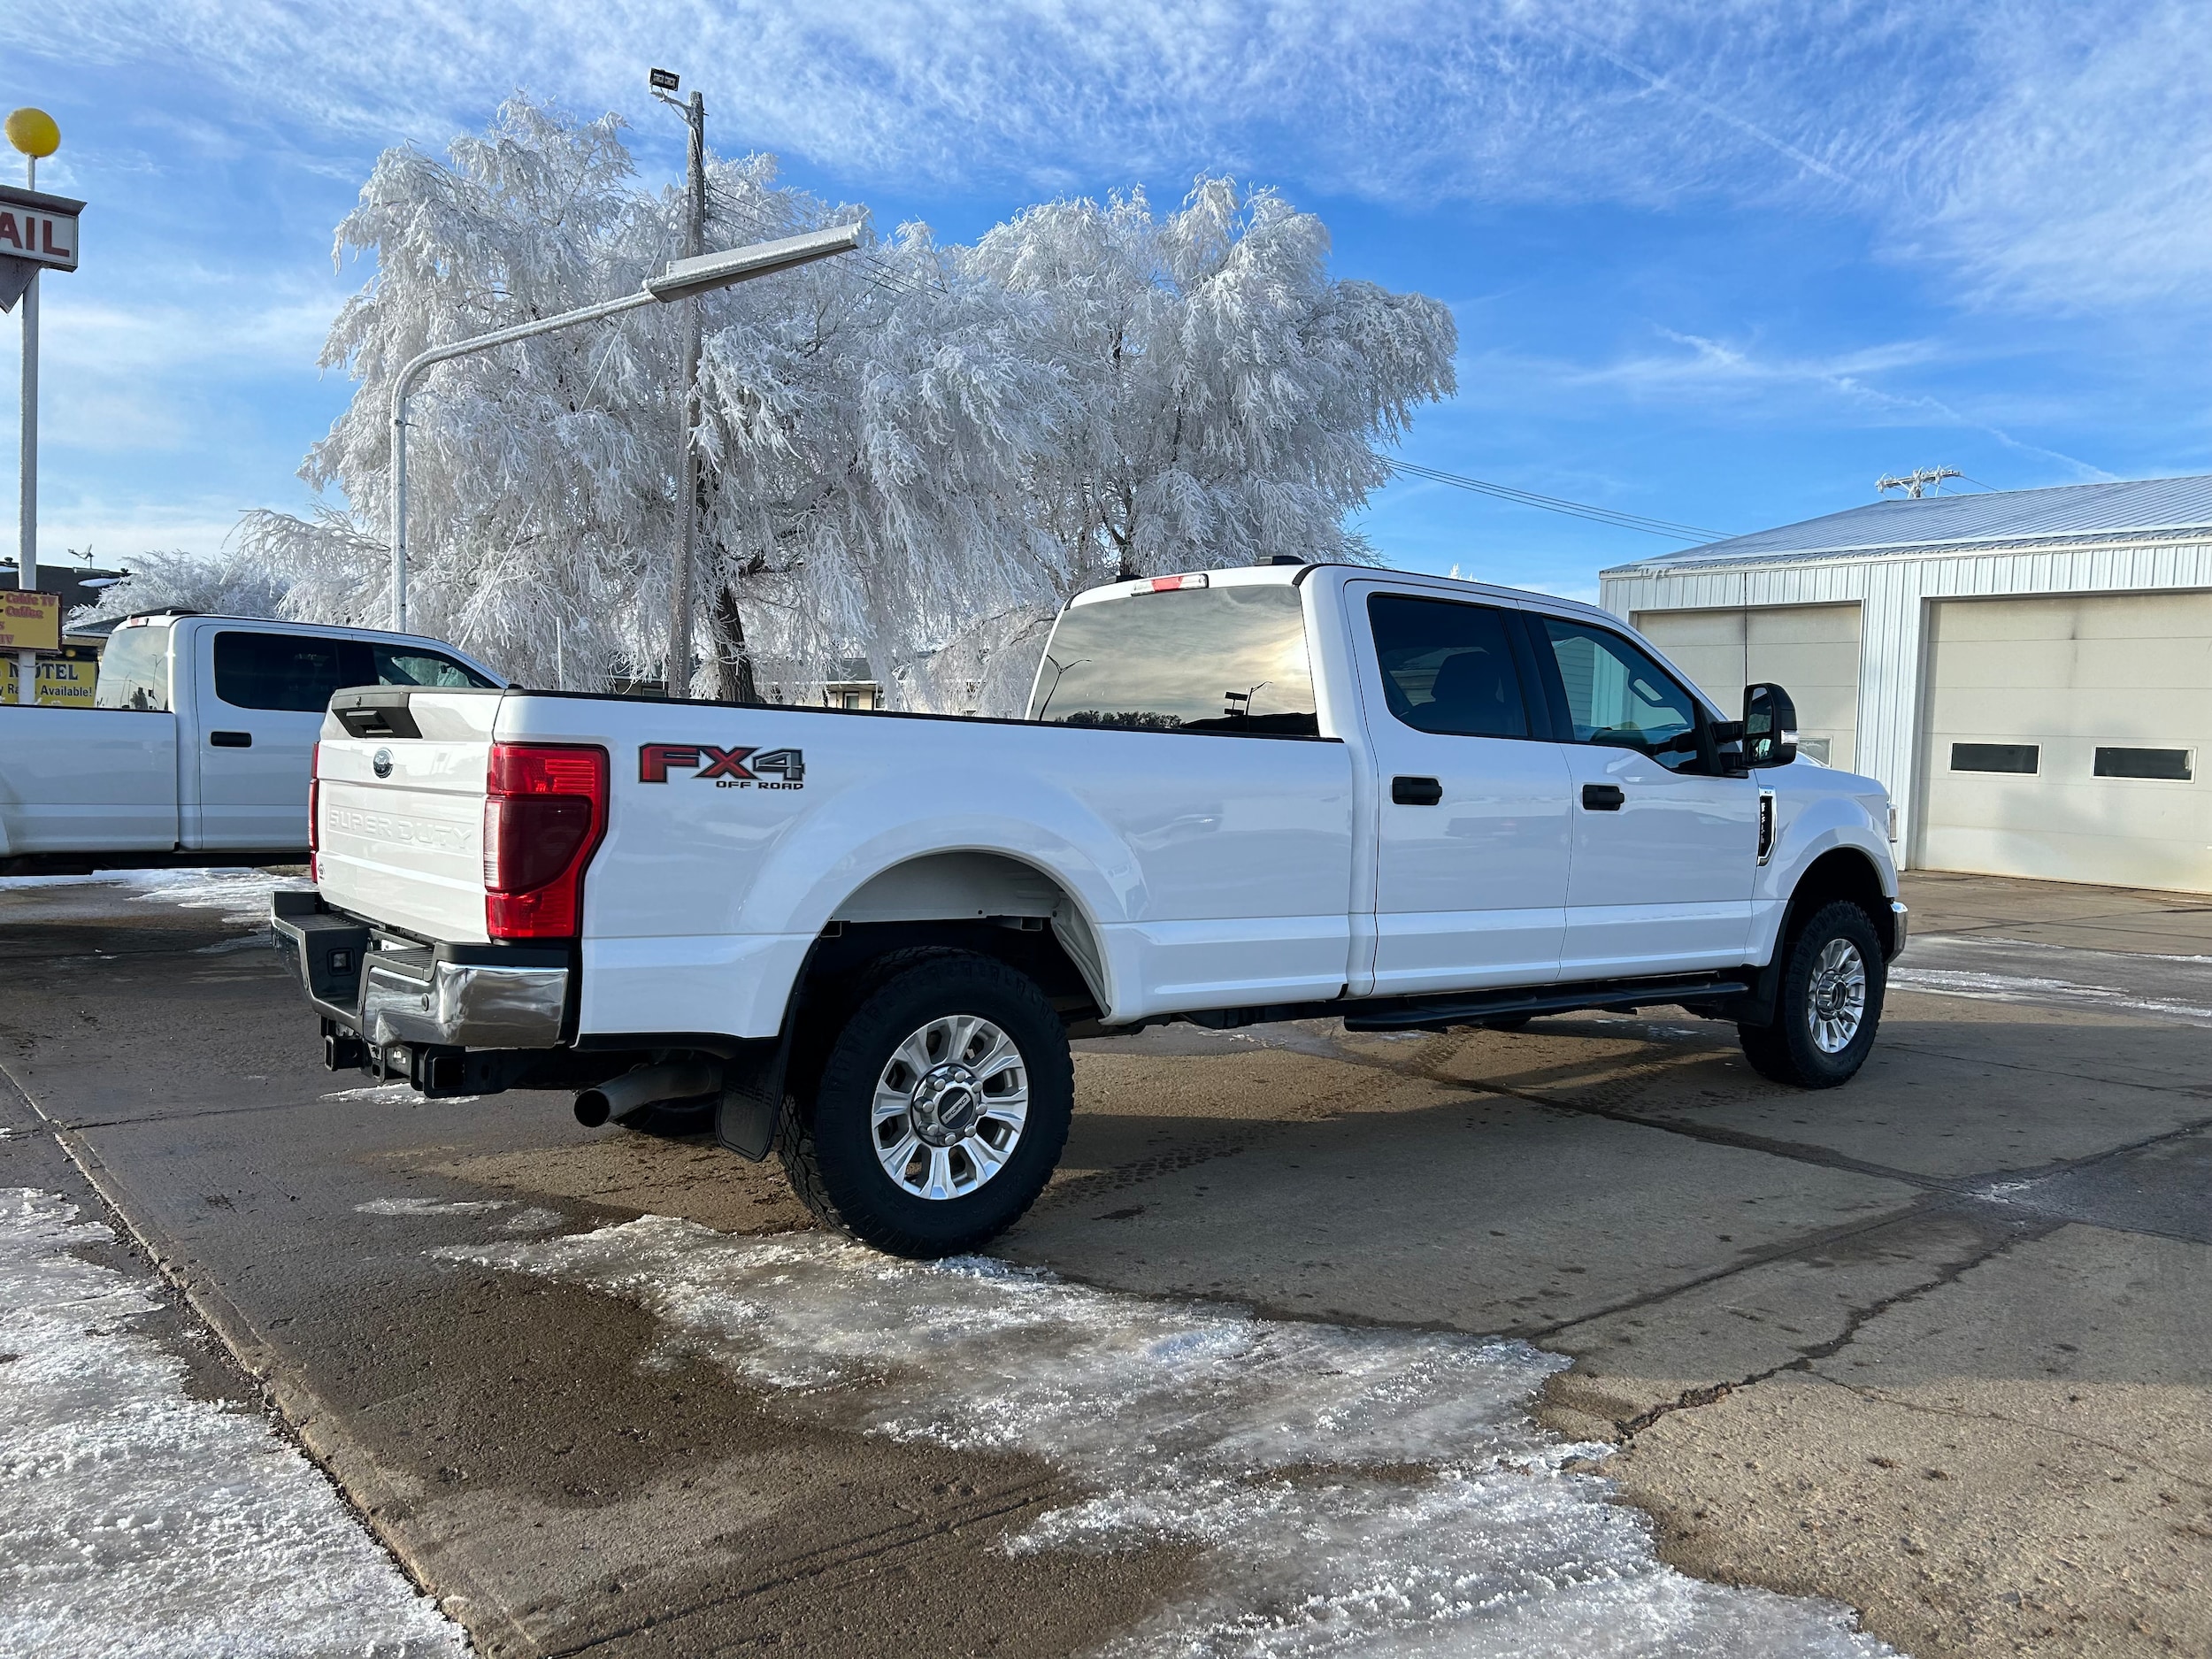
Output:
[
  {"left": 482, "top": 743, "right": 608, "bottom": 940},
  {"left": 307, "top": 741, "right": 321, "bottom": 877}
]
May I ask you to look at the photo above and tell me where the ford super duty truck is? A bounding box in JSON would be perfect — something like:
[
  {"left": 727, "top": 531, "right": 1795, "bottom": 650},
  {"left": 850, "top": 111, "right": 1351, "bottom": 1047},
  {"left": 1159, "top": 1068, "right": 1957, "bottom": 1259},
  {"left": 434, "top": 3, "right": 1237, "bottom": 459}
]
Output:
[
  {"left": 273, "top": 563, "right": 1904, "bottom": 1256},
  {"left": 0, "top": 610, "right": 501, "bottom": 874}
]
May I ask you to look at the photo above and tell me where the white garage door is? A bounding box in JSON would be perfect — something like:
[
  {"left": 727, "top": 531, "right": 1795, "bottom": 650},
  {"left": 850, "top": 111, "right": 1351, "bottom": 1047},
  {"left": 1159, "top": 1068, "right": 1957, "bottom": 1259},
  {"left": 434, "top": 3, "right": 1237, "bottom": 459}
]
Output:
[
  {"left": 1919, "top": 592, "right": 2212, "bottom": 893},
  {"left": 1631, "top": 603, "right": 1861, "bottom": 771}
]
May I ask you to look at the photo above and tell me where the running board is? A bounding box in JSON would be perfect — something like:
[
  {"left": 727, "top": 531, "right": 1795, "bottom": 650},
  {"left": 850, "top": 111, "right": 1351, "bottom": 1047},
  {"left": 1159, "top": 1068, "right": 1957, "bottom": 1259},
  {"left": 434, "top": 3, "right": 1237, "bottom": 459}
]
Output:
[{"left": 1337, "top": 972, "right": 1755, "bottom": 1033}]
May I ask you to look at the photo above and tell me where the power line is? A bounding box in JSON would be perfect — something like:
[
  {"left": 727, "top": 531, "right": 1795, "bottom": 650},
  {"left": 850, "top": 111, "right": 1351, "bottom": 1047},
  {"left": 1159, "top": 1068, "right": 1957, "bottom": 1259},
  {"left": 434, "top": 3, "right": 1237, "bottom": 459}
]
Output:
[{"left": 1383, "top": 460, "right": 1731, "bottom": 541}]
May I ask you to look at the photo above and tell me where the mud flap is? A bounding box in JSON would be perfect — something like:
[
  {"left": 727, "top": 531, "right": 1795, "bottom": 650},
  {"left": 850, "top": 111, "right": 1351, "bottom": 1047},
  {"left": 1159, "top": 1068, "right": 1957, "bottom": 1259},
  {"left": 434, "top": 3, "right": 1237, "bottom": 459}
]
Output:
[{"left": 716, "top": 1030, "right": 793, "bottom": 1161}]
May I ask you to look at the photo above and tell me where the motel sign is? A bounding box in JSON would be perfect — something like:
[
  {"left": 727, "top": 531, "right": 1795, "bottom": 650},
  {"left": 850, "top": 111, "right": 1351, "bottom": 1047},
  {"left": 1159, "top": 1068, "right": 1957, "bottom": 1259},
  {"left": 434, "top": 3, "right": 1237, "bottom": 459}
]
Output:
[{"left": 0, "top": 183, "right": 80, "bottom": 311}]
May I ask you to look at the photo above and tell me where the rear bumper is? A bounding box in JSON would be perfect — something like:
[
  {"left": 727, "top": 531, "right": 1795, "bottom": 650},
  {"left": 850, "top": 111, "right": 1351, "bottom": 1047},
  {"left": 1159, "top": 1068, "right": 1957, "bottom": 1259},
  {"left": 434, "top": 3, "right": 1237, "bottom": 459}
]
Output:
[{"left": 271, "top": 889, "right": 568, "bottom": 1050}]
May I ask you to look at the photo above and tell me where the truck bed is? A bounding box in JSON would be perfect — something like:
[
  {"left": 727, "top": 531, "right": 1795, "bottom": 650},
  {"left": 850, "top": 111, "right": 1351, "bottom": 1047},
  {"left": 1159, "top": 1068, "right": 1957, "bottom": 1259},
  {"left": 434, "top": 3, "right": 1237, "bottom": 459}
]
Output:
[{"left": 315, "top": 687, "right": 1358, "bottom": 1038}]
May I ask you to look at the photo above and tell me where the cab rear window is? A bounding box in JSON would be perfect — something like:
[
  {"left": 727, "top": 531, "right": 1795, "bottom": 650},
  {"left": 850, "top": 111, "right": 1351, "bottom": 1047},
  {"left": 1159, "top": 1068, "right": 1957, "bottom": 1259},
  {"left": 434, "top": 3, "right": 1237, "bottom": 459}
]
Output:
[
  {"left": 213, "top": 630, "right": 496, "bottom": 711},
  {"left": 93, "top": 623, "right": 172, "bottom": 711},
  {"left": 1028, "top": 584, "right": 1318, "bottom": 736}
]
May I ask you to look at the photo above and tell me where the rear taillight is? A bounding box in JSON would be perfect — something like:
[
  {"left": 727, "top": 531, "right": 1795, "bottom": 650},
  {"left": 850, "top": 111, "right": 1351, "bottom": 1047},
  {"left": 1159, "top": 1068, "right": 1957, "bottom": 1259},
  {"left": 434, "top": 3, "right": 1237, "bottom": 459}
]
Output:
[
  {"left": 307, "top": 741, "right": 320, "bottom": 879},
  {"left": 483, "top": 743, "right": 608, "bottom": 941}
]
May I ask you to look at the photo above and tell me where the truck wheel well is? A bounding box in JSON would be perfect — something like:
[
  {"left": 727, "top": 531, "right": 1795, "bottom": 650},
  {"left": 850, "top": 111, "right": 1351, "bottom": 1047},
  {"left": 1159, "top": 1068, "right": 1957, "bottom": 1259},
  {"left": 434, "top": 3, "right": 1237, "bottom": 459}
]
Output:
[
  {"left": 1785, "top": 849, "right": 1894, "bottom": 956},
  {"left": 783, "top": 919, "right": 1102, "bottom": 1109}
]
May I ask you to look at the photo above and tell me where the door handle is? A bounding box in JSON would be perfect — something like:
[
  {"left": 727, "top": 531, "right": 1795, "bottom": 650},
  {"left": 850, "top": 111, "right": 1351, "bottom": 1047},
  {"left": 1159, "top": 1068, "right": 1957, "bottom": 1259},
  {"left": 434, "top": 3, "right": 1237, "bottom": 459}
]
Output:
[
  {"left": 1391, "top": 775, "right": 1443, "bottom": 806},
  {"left": 210, "top": 731, "right": 253, "bottom": 749},
  {"left": 1581, "top": 782, "right": 1624, "bottom": 810}
]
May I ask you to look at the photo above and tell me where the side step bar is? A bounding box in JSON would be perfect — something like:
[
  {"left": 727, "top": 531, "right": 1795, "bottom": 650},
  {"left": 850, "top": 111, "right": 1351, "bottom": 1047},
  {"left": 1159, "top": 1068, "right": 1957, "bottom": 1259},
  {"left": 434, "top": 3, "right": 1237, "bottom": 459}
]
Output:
[{"left": 1338, "top": 972, "right": 1755, "bottom": 1032}]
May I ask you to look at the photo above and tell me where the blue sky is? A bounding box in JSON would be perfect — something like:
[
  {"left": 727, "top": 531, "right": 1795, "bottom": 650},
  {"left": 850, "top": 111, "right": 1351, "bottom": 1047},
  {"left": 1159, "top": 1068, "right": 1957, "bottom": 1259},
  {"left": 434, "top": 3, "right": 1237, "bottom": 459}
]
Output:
[{"left": 6, "top": 1, "right": 2211, "bottom": 601}]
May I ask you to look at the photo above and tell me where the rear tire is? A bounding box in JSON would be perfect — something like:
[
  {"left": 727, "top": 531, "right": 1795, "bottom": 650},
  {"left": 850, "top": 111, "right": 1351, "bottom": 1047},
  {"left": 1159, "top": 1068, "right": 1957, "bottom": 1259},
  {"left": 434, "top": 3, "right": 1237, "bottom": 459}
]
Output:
[
  {"left": 1738, "top": 899, "right": 1885, "bottom": 1088},
  {"left": 777, "top": 952, "right": 1072, "bottom": 1257}
]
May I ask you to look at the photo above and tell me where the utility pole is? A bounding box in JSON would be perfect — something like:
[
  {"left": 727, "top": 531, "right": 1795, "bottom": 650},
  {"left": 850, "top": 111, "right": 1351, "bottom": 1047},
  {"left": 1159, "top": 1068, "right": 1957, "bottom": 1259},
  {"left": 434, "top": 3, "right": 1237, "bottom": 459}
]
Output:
[
  {"left": 652, "top": 68, "right": 706, "bottom": 699},
  {"left": 1876, "top": 465, "right": 1962, "bottom": 500}
]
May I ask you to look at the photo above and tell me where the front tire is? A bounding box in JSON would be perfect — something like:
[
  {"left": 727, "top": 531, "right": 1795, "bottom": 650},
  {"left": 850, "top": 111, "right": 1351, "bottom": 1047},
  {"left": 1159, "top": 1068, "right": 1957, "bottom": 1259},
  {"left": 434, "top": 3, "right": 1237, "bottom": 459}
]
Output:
[
  {"left": 777, "top": 952, "right": 1073, "bottom": 1257},
  {"left": 1738, "top": 900, "right": 1885, "bottom": 1088}
]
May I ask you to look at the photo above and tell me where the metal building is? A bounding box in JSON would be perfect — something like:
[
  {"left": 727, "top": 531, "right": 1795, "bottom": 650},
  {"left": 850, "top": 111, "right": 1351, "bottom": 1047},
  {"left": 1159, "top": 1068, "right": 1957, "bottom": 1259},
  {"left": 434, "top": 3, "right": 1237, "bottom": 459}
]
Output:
[{"left": 1601, "top": 474, "right": 2212, "bottom": 893}]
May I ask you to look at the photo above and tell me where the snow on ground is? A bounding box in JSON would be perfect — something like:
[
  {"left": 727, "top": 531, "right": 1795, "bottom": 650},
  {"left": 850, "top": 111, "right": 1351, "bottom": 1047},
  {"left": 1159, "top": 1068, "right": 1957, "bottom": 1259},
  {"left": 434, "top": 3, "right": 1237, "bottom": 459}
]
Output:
[
  {"left": 443, "top": 1217, "right": 1893, "bottom": 1657},
  {"left": 1891, "top": 933, "right": 2212, "bottom": 1025},
  {"left": 0, "top": 867, "right": 309, "bottom": 933},
  {"left": 0, "top": 1188, "right": 469, "bottom": 1659}
]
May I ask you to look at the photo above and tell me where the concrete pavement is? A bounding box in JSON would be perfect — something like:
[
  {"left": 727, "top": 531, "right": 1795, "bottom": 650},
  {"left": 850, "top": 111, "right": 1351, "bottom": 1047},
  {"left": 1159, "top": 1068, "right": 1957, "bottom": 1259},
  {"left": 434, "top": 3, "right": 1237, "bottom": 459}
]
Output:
[{"left": 1, "top": 867, "right": 2206, "bottom": 1655}]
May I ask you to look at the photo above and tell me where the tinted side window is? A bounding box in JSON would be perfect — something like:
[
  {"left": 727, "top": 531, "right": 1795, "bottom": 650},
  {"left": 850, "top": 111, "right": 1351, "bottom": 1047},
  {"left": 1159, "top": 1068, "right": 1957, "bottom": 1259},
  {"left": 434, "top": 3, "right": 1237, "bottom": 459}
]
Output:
[
  {"left": 1028, "top": 584, "right": 1318, "bottom": 737},
  {"left": 1538, "top": 618, "right": 1701, "bottom": 764},
  {"left": 93, "top": 624, "right": 172, "bottom": 711},
  {"left": 1367, "top": 594, "right": 1530, "bottom": 739},
  {"left": 213, "top": 631, "right": 351, "bottom": 713},
  {"left": 374, "top": 646, "right": 495, "bottom": 688}
]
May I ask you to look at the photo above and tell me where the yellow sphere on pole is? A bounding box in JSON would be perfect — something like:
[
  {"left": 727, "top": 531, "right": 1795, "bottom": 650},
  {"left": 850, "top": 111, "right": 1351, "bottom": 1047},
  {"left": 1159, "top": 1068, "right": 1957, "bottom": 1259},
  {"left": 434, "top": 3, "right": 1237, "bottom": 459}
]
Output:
[{"left": 5, "top": 108, "right": 60, "bottom": 159}]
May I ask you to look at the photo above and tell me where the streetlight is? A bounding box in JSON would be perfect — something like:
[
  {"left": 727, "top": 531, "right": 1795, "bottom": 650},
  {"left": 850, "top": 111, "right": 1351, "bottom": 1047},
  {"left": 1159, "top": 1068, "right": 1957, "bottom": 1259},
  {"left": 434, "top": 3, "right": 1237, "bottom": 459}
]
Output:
[
  {"left": 649, "top": 68, "right": 708, "bottom": 695},
  {"left": 385, "top": 223, "right": 860, "bottom": 634}
]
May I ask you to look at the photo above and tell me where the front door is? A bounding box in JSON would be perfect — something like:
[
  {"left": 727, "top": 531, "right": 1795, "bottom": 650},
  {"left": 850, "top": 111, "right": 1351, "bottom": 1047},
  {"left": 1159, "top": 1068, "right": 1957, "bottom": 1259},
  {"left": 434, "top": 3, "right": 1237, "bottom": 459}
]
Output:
[
  {"left": 1356, "top": 588, "right": 1573, "bottom": 996},
  {"left": 1525, "top": 614, "right": 1757, "bottom": 978}
]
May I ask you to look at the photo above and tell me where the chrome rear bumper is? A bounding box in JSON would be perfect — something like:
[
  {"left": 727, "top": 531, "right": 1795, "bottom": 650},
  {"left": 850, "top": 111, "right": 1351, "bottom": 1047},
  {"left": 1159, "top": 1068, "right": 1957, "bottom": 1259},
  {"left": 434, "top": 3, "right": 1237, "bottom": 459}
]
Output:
[{"left": 271, "top": 890, "right": 569, "bottom": 1051}]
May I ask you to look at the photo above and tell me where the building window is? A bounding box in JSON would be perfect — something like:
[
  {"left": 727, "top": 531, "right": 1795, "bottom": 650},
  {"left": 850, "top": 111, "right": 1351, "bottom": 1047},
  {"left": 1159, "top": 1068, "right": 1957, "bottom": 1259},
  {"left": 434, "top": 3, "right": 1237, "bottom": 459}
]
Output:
[
  {"left": 2093, "top": 747, "right": 2193, "bottom": 780},
  {"left": 1951, "top": 742, "right": 2039, "bottom": 774}
]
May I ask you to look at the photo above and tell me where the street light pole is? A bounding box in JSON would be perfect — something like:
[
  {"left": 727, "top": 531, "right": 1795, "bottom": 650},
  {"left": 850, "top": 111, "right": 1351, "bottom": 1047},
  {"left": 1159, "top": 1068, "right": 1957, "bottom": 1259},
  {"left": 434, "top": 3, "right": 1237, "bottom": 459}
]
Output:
[
  {"left": 385, "top": 225, "right": 861, "bottom": 635},
  {"left": 652, "top": 71, "right": 707, "bottom": 698}
]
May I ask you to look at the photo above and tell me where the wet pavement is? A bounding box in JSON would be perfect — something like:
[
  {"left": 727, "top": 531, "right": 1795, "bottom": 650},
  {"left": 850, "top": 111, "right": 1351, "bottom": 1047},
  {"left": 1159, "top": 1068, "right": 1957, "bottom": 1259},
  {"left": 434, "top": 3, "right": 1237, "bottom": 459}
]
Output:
[{"left": 1, "top": 866, "right": 2206, "bottom": 1656}]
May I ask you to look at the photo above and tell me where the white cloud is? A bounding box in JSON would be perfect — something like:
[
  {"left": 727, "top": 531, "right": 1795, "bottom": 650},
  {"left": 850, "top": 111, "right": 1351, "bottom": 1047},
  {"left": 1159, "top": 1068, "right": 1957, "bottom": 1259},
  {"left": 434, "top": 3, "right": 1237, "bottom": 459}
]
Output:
[{"left": 14, "top": 2, "right": 2207, "bottom": 310}]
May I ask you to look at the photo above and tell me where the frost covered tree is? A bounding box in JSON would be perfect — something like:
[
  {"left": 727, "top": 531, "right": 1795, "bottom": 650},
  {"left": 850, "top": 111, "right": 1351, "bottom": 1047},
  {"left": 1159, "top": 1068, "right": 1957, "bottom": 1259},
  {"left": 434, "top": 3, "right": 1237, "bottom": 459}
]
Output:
[
  {"left": 948, "top": 180, "right": 1455, "bottom": 709},
  {"left": 69, "top": 545, "right": 296, "bottom": 626},
  {"left": 246, "top": 98, "right": 1455, "bottom": 707}
]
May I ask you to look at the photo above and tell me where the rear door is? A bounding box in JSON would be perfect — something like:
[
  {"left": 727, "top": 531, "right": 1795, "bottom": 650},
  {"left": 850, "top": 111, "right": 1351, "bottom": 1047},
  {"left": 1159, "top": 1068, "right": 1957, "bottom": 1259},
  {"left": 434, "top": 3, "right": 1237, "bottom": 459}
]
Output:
[
  {"left": 1352, "top": 585, "right": 1572, "bottom": 995},
  {"left": 193, "top": 627, "right": 358, "bottom": 848},
  {"left": 1525, "top": 612, "right": 1756, "bottom": 978}
]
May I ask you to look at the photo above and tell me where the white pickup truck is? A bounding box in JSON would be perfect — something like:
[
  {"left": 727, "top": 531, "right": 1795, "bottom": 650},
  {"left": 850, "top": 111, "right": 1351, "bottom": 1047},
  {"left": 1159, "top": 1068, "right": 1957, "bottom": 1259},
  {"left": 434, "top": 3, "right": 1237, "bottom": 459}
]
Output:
[
  {"left": 0, "top": 610, "right": 500, "bottom": 875},
  {"left": 274, "top": 563, "right": 1904, "bottom": 1256}
]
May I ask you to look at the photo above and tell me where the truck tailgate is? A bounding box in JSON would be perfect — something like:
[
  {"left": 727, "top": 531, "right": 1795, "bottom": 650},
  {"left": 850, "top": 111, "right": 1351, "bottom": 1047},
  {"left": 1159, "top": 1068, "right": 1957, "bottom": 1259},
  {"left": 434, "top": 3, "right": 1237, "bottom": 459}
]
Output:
[{"left": 316, "top": 692, "right": 498, "bottom": 941}]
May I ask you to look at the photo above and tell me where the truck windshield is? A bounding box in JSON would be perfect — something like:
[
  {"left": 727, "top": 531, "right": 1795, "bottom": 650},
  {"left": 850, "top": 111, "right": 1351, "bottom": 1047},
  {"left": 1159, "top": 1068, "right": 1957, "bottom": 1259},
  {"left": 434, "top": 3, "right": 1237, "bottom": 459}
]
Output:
[
  {"left": 93, "top": 623, "right": 171, "bottom": 711},
  {"left": 1028, "top": 583, "right": 1318, "bottom": 736}
]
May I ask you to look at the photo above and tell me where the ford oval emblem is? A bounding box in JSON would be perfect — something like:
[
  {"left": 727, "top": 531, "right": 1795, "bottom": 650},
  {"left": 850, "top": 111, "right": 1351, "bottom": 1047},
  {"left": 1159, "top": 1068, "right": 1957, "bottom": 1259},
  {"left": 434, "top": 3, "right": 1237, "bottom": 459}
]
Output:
[{"left": 373, "top": 748, "right": 394, "bottom": 779}]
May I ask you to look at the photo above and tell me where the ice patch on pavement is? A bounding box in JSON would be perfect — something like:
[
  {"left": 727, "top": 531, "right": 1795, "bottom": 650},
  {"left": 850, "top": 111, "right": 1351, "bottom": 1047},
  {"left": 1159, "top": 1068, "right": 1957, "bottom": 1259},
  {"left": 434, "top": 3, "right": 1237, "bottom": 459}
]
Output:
[
  {"left": 495, "top": 1207, "right": 565, "bottom": 1234},
  {"left": 357, "top": 1197, "right": 510, "bottom": 1217},
  {"left": 1892, "top": 933, "right": 2212, "bottom": 1026},
  {"left": 1889, "top": 966, "right": 2212, "bottom": 1025},
  {"left": 0, "top": 1187, "right": 468, "bottom": 1658},
  {"left": 442, "top": 1218, "right": 1893, "bottom": 1657},
  {"left": 0, "top": 867, "right": 309, "bottom": 933}
]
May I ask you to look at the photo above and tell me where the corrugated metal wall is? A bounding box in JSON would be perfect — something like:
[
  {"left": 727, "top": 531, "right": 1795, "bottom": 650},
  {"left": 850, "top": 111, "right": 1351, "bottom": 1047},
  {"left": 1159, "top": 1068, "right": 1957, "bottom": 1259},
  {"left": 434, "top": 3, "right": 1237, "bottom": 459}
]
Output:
[{"left": 1601, "top": 539, "right": 2212, "bottom": 860}]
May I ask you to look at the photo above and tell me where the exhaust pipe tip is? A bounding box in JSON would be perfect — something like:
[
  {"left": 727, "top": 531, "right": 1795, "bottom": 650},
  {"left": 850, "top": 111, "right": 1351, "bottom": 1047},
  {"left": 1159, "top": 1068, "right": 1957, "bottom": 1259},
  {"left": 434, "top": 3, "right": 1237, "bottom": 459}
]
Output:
[{"left": 573, "top": 1090, "right": 612, "bottom": 1128}]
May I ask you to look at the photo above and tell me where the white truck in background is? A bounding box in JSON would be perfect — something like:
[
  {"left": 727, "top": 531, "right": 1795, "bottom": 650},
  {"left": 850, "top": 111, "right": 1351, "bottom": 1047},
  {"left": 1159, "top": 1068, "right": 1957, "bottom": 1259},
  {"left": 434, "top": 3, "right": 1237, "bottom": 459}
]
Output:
[
  {"left": 0, "top": 611, "right": 501, "bottom": 875},
  {"left": 274, "top": 563, "right": 1905, "bottom": 1257}
]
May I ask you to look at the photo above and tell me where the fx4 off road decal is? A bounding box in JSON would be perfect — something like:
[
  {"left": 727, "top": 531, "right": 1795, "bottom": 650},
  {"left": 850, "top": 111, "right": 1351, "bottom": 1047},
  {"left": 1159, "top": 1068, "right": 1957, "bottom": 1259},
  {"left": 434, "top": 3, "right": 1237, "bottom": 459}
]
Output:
[{"left": 639, "top": 743, "right": 806, "bottom": 789}]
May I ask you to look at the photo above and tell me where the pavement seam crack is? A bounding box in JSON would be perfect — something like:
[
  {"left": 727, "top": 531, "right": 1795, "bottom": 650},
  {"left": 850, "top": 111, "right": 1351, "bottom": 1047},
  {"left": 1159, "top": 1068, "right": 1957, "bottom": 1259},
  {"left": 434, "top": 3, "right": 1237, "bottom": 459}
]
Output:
[
  {"left": 1612, "top": 1224, "right": 2045, "bottom": 1442},
  {"left": 540, "top": 1482, "right": 1066, "bottom": 1658}
]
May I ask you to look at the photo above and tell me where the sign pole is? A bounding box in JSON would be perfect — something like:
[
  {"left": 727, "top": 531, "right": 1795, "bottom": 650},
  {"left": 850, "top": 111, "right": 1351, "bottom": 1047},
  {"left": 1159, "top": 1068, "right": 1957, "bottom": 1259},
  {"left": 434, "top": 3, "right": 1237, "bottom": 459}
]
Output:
[
  {"left": 13, "top": 154, "right": 35, "bottom": 703},
  {"left": 4, "top": 107, "right": 70, "bottom": 706}
]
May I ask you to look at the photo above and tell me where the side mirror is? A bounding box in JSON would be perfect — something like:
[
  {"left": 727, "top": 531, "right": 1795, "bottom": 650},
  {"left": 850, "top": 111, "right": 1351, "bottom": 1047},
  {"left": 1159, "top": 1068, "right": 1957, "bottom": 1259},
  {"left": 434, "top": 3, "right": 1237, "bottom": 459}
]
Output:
[{"left": 1743, "top": 683, "right": 1798, "bottom": 769}]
